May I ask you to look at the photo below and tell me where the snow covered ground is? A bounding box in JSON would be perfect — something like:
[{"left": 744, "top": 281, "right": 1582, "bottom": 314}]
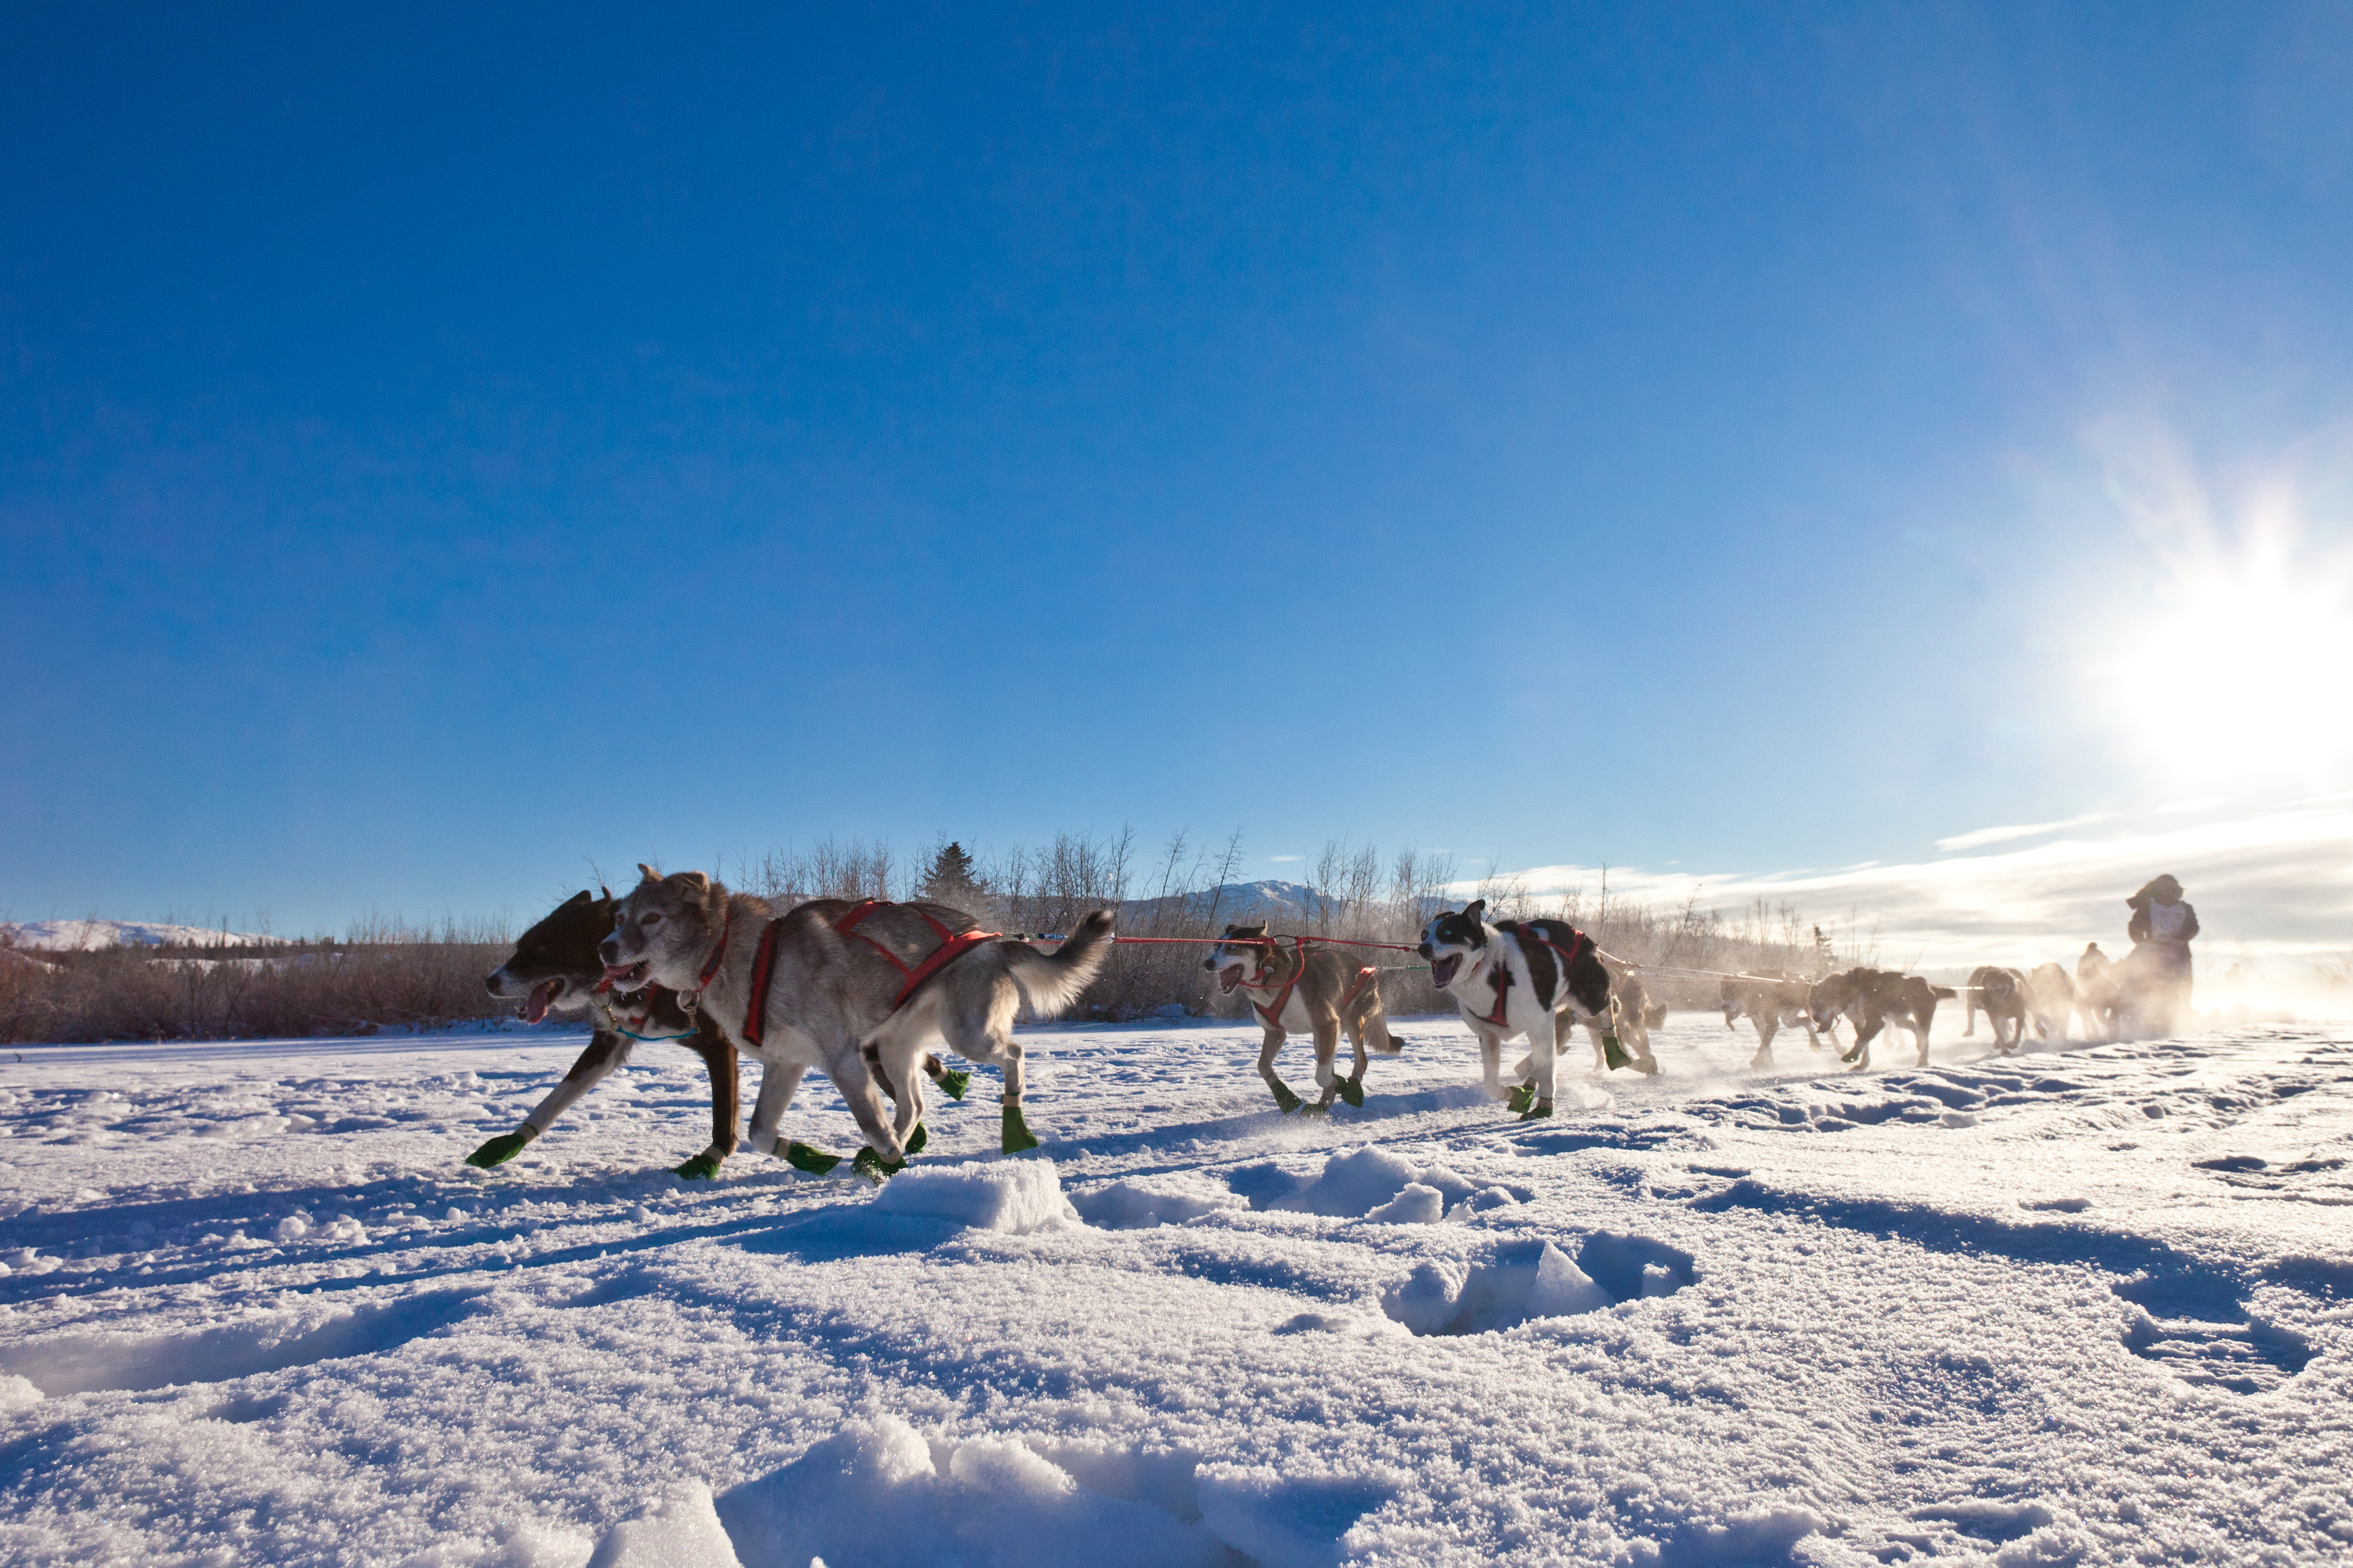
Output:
[{"left": 1, "top": 1010, "right": 2348, "bottom": 1567}]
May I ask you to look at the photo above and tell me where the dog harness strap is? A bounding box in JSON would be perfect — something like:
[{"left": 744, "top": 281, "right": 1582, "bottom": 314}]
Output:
[
  {"left": 1245, "top": 939, "right": 1306, "bottom": 1029},
  {"left": 1476, "top": 955, "right": 1512, "bottom": 1027},
  {"left": 1338, "top": 964, "right": 1376, "bottom": 1011},
  {"left": 697, "top": 912, "right": 734, "bottom": 990},
  {"left": 1514, "top": 925, "right": 1589, "bottom": 1010},
  {"left": 888, "top": 929, "right": 1000, "bottom": 1010},
  {"left": 740, "top": 918, "right": 785, "bottom": 1050}
]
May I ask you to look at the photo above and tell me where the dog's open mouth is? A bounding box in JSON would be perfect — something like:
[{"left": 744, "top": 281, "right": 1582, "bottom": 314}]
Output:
[
  {"left": 1216, "top": 963, "right": 1244, "bottom": 995},
  {"left": 1430, "top": 954, "right": 1462, "bottom": 988},
  {"left": 602, "top": 960, "right": 651, "bottom": 992},
  {"left": 523, "top": 977, "right": 565, "bottom": 1025}
]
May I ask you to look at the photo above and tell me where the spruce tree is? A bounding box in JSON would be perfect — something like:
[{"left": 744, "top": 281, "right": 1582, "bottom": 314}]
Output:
[{"left": 920, "top": 840, "right": 982, "bottom": 906}]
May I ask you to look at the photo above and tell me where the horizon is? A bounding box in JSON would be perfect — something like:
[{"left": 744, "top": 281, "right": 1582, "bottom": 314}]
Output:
[{"left": 6, "top": 5, "right": 2350, "bottom": 966}]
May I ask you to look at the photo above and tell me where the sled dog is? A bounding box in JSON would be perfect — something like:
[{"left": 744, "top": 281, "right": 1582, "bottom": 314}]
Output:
[
  {"left": 1719, "top": 970, "right": 1823, "bottom": 1069},
  {"left": 478, "top": 889, "right": 739, "bottom": 1178},
  {"left": 1203, "top": 923, "right": 1402, "bottom": 1113},
  {"left": 602, "top": 868, "right": 1114, "bottom": 1165},
  {"left": 1608, "top": 966, "right": 1671, "bottom": 1065},
  {"left": 2021, "top": 962, "right": 2075, "bottom": 1044},
  {"left": 1416, "top": 900, "right": 1656, "bottom": 1119},
  {"left": 1807, "top": 968, "right": 1954, "bottom": 1070},
  {"left": 2075, "top": 943, "right": 2122, "bottom": 1040},
  {"left": 1961, "top": 965, "right": 2030, "bottom": 1054}
]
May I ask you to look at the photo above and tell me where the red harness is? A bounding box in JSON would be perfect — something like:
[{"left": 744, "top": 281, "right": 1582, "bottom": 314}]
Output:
[
  {"left": 1235, "top": 939, "right": 1307, "bottom": 1029},
  {"left": 1470, "top": 951, "right": 1514, "bottom": 1027},
  {"left": 1339, "top": 964, "right": 1377, "bottom": 1011},
  {"left": 1513, "top": 924, "right": 1592, "bottom": 1011},
  {"left": 834, "top": 899, "right": 1004, "bottom": 1010}
]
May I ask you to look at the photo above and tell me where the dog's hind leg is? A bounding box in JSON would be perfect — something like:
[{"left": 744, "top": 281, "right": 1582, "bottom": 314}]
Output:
[
  {"left": 1304, "top": 1016, "right": 1342, "bottom": 1114},
  {"left": 468, "top": 1030, "right": 634, "bottom": 1168},
  {"left": 1336, "top": 1013, "right": 1372, "bottom": 1108},
  {"left": 1749, "top": 1014, "right": 1778, "bottom": 1071},
  {"left": 1256, "top": 1027, "right": 1304, "bottom": 1115}
]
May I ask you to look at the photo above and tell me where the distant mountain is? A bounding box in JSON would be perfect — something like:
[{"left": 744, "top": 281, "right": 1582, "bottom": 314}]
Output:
[
  {"left": 1118, "top": 880, "right": 1317, "bottom": 927},
  {"left": 1, "top": 919, "right": 286, "bottom": 951}
]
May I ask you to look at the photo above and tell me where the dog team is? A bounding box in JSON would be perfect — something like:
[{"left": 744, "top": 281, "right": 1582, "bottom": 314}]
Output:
[{"left": 472, "top": 865, "right": 2200, "bottom": 1184}]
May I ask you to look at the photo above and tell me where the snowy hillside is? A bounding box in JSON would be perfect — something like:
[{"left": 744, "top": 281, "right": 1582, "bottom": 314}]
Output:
[
  {"left": 1, "top": 919, "right": 283, "bottom": 951},
  {"left": 1, "top": 1014, "right": 2347, "bottom": 1566}
]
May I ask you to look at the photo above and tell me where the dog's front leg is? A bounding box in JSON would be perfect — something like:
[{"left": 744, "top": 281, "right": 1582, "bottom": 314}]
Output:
[
  {"left": 1337, "top": 1016, "right": 1370, "bottom": 1107},
  {"left": 1256, "top": 1028, "right": 1303, "bottom": 1114},
  {"left": 744, "top": 1060, "right": 806, "bottom": 1157},
  {"left": 669, "top": 1031, "right": 740, "bottom": 1180},
  {"left": 1750, "top": 1013, "right": 1778, "bottom": 1071},
  {"left": 1522, "top": 1009, "right": 1558, "bottom": 1119},
  {"left": 468, "top": 1031, "right": 632, "bottom": 1169},
  {"left": 1843, "top": 1018, "right": 1881, "bottom": 1070}
]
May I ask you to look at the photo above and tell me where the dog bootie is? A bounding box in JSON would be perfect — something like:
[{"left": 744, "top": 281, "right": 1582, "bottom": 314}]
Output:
[
  {"left": 1518, "top": 1100, "right": 1554, "bottom": 1121},
  {"left": 1300, "top": 1100, "right": 1331, "bottom": 1118},
  {"left": 1268, "top": 1081, "right": 1305, "bottom": 1115},
  {"left": 672, "top": 1151, "right": 724, "bottom": 1181},
  {"left": 783, "top": 1141, "right": 843, "bottom": 1175},
  {"left": 852, "top": 1147, "right": 906, "bottom": 1187},
  {"left": 1505, "top": 1083, "right": 1537, "bottom": 1115},
  {"left": 1602, "top": 1034, "right": 1633, "bottom": 1072},
  {"left": 1000, "top": 1104, "right": 1041, "bottom": 1155},
  {"left": 1337, "top": 1075, "right": 1365, "bottom": 1108},
  {"left": 465, "top": 1128, "right": 537, "bottom": 1169},
  {"left": 936, "top": 1068, "right": 971, "bottom": 1101},
  {"left": 903, "top": 1122, "right": 929, "bottom": 1157}
]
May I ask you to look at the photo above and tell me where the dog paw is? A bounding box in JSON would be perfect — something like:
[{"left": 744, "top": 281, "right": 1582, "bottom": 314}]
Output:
[
  {"left": 903, "top": 1122, "right": 929, "bottom": 1156},
  {"left": 1300, "top": 1101, "right": 1331, "bottom": 1118},
  {"left": 1000, "top": 1106, "right": 1042, "bottom": 1155},
  {"left": 782, "top": 1141, "right": 844, "bottom": 1175},
  {"left": 1269, "top": 1084, "right": 1305, "bottom": 1116},
  {"left": 671, "top": 1152, "right": 724, "bottom": 1181},
  {"left": 1337, "top": 1076, "right": 1365, "bottom": 1108},
  {"left": 464, "top": 1129, "right": 535, "bottom": 1170},
  {"left": 851, "top": 1147, "right": 906, "bottom": 1187},
  {"left": 1505, "top": 1084, "right": 1537, "bottom": 1115},
  {"left": 936, "top": 1068, "right": 971, "bottom": 1100},
  {"left": 1518, "top": 1102, "right": 1555, "bottom": 1121}
]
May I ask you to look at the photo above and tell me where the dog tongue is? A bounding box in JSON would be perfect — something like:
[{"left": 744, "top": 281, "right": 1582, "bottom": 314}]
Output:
[
  {"left": 1218, "top": 964, "right": 1243, "bottom": 994},
  {"left": 525, "top": 978, "right": 562, "bottom": 1025}
]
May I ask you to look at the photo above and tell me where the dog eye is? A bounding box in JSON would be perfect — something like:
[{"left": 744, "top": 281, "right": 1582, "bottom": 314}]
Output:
[{"left": 641, "top": 912, "right": 662, "bottom": 926}]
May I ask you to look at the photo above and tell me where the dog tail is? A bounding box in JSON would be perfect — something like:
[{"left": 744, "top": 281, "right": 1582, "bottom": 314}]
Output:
[
  {"left": 1931, "top": 985, "right": 1958, "bottom": 1000},
  {"left": 1645, "top": 1002, "right": 1668, "bottom": 1029},
  {"left": 1004, "top": 908, "right": 1116, "bottom": 1018}
]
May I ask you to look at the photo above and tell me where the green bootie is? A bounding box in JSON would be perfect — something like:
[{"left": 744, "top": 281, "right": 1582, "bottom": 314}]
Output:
[
  {"left": 1519, "top": 1100, "right": 1554, "bottom": 1121},
  {"left": 1269, "top": 1081, "right": 1304, "bottom": 1115},
  {"left": 936, "top": 1068, "right": 971, "bottom": 1101},
  {"left": 1505, "top": 1083, "right": 1536, "bottom": 1115},
  {"left": 672, "top": 1151, "right": 724, "bottom": 1181},
  {"left": 783, "top": 1141, "right": 843, "bottom": 1175},
  {"left": 1336, "top": 1076, "right": 1365, "bottom": 1109},
  {"left": 465, "top": 1128, "right": 537, "bottom": 1169},
  {"left": 852, "top": 1147, "right": 906, "bottom": 1187},
  {"left": 1000, "top": 1104, "right": 1041, "bottom": 1155},
  {"left": 903, "top": 1122, "right": 929, "bottom": 1156},
  {"left": 1602, "top": 1034, "right": 1633, "bottom": 1072}
]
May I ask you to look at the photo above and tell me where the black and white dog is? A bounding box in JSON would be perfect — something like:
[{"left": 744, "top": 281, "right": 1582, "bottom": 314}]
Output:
[{"left": 1417, "top": 900, "right": 1658, "bottom": 1119}]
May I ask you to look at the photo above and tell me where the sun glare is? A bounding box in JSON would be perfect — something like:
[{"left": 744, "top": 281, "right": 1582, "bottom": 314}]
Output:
[{"left": 2093, "top": 502, "right": 2353, "bottom": 786}]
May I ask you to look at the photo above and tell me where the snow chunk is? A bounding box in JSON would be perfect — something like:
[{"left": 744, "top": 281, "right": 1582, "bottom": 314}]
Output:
[
  {"left": 0, "top": 1373, "right": 42, "bottom": 1412},
  {"left": 1068, "top": 1176, "right": 1245, "bottom": 1230},
  {"left": 1359, "top": 1182, "right": 1445, "bottom": 1226},
  {"left": 716, "top": 1414, "right": 1227, "bottom": 1567},
  {"left": 873, "top": 1159, "right": 1079, "bottom": 1235},
  {"left": 586, "top": 1483, "right": 745, "bottom": 1568},
  {"left": 1526, "top": 1243, "right": 1612, "bottom": 1317}
]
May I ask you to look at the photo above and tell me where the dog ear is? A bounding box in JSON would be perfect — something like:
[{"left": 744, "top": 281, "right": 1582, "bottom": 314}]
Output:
[
  {"left": 600, "top": 885, "right": 613, "bottom": 901},
  {"left": 636, "top": 863, "right": 661, "bottom": 884},
  {"left": 1464, "top": 899, "right": 1486, "bottom": 924},
  {"left": 667, "top": 871, "right": 712, "bottom": 897}
]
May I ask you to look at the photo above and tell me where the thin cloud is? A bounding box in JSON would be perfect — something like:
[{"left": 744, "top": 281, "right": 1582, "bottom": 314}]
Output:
[
  {"left": 1267, "top": 855, "right": 1302, "bottom": 863},
  {"left": 1463, "top": 803, "right": 2353, "bottom": 968},
  {"left": 1935, "top": 813, "right": 2110, "bottom": 852}
]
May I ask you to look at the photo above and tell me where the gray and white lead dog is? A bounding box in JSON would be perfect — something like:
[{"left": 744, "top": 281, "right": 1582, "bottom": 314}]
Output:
[
  {"left": 1415, "top": 900, "right": 1657, "bottom": 1119},
  {"left": 600, "top": 866, "right": 1114, "bottom": 1167}
]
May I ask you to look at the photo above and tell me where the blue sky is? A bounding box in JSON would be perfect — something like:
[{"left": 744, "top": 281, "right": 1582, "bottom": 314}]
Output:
[{"left": 5, "top": 3, "right": 2350, "bottom": 942}]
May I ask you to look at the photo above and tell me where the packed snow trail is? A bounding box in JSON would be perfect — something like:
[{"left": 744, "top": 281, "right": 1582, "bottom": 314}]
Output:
[{"left": 1, "top": 1013, "right": 2348, "bottom": 1566}]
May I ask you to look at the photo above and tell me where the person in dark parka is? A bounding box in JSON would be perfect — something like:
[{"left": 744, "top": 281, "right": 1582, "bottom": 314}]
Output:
[{"left": 2124, "top": 874, "right": 2199, "bottom": 1033}]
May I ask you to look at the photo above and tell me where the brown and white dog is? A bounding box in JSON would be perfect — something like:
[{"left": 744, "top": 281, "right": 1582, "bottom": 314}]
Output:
[
  {"left": 477, "top": 889, "right": 739, "bottom": 1178},
  {"left": 600, "top": 867, "right": 1114, "bottom": 1168},
  {"left": 2021, "top": 962, "right": 2076, "bottom": 1044},
  {"left": 1807, "top": 967, "right": 1954, "bottom": 1071},
  {"left": 2075, "top": 943, "right": 2122, "bottom": 1041},
  {"left": 1417, "top": 901, "right": 1657, "bottom": 1120},
  {"left": 1961, "top": 965, "right": 2030, "bottom": 1054},
  {"left": 1608, "top": 966, "right": 1671, "bottom": 1065},
  {"left": 1203, "top": 923, "right": 1402, "bottom": 1113},
  {"left": 1719, "top": 970, "right": 1823, "bottom": 1069}
]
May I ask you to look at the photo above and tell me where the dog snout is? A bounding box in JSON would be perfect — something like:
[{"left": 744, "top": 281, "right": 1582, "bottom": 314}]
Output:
[
  {"left": 598, "top": 935, "right": 621, "bottom": 966},
  {"left": 483, "top": 969, "right": 503, "bottom": 997}
]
